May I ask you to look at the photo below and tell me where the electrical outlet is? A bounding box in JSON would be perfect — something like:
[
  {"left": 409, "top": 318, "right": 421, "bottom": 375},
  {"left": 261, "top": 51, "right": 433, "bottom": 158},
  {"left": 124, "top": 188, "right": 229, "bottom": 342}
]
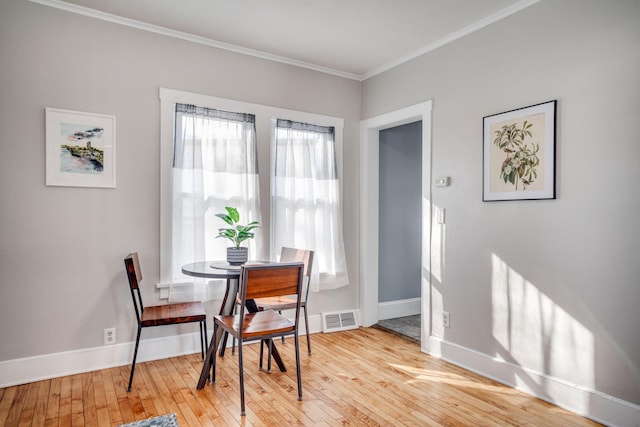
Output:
[
  {"left": 443, "top": 311, "right": 450, "bottom": 328},
  {"left": 104, "top": 328, "right": 116, "bottom": 345}
]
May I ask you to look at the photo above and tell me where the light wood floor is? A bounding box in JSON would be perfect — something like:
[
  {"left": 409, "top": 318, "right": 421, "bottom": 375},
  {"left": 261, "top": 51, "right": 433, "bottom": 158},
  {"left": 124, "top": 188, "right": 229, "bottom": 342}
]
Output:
[{"left": 0, "top": 327, "right": 601, "bottom": 426}]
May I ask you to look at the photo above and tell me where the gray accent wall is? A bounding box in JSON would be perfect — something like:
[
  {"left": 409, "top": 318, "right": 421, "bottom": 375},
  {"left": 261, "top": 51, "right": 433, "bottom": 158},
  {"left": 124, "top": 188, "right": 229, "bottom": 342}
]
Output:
[
  {"left": 378, "top": 121, "right": 422, "bottom": 303},
  {"left": 363, "top": 0, "right": 640, "bottom": 406}
]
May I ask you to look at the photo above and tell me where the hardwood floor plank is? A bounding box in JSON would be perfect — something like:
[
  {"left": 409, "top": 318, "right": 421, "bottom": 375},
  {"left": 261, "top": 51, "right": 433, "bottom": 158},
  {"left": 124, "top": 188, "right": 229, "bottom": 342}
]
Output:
[
  {"left": 144, "top": 359, "right": 184, "bottom": 419},
  {"left": 30, "top": 379, "right": 51, "bottom": 427},
  {"left": 134, "top": 364, "right": 162, "bottom": 419},
  {"left": 161, "top": 357, "right": 206, "bottom": 425},
  {"left": 0, "top": 328, "right": 603, "bottom": 426},
  {"left": 16, "top": 382, "right": 39, "bottom": 426},
  {"left": 70, "top": 374, "right": 85, "bottom": 426},
  {"left": 90, "top": 370, "right": 111, "bottom": 427},
  {"left": 79, "top": 372, "right": 97, "bottom": 427},
  {"left": 44, "top": 377, "right": 61, "bottom": 424},
  {"left": 100, "top": 368, "right": 122, "bottom": 426},
  {"left": 2, "top": 385, "right": 25, "bottom": 427},
  {"left": 57, "top": 376, "right": 72, "bottom": 427},
  {"left": 0, "top": 387, "right": 15, "bottom": 426}
]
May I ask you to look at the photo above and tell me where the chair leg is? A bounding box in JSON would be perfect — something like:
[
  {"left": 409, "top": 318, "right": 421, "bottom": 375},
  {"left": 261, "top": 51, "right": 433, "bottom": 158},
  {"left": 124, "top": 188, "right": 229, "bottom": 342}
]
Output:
[
  {"left": 295, "top": 332, "right": 302, "bottom": 401},
  {"left": 232, "top": 303, "right": 238, "bottom": 355},
  {"left": 259, "top": 340, "right": 264, "bottom": 371},
  {"left": 238, "top": 339, "right": 246, "bottom": 416},
  {"left": 303, "top": 305, "right": 311, "bottom": 355},
  {"left": 221, "top": 331, "right": 229, "bottom": 356},
  {"left": 200, "top": 319, "right": 208, "bottom": 360},
  {"left": 128, "top": 325, "right": 142, "bottom": 392},
  {"left": 279, "top": 310, "right": 285, "bottom": 343},
  {"left": 211, "top": 324, "right": 218, "bottom": 384}
]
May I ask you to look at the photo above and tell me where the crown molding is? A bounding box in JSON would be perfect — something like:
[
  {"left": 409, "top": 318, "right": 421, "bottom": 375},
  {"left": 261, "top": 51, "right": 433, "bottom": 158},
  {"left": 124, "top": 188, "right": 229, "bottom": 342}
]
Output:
[
  {"left": 27, "top": 0, "right": 362, "bottom": 81},
  {"left": 27, "top": 0, "right": 541, "bottom": 84},
  {"left": 361, "top": 0, "right": 542, "bottom": 80}
]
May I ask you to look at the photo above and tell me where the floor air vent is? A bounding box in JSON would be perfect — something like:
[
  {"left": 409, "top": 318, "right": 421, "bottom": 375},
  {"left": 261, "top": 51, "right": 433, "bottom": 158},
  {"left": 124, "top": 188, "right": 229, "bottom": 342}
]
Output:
[{"left": 321, "top": 310, "right": 359, "bottom": 333}]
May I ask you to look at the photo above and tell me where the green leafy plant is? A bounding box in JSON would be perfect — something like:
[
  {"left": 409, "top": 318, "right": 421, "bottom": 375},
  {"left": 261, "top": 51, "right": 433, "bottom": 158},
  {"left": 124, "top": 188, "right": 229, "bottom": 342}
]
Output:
[
  {"left": 215, "top": 207, "right": 260, "bottom": 248},
  {"left": 493, "top": 120, "right": 540, "bottom": 190}
]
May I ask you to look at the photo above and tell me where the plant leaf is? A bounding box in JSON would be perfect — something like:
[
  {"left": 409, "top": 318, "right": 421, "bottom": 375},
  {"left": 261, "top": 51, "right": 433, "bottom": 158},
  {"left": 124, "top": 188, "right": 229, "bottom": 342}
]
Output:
[
  {"left": 215, "top": 213, "right": 233, "bottom": 226},
  {"left": 225, "top": 207, "right": 240, "bottom": 223}
]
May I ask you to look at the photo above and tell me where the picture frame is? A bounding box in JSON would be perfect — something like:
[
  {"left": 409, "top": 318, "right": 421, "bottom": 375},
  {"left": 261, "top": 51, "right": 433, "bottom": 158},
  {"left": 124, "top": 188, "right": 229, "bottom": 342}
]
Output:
[
  {"left": 45, "top": 107, "right": 116, "bottom": 188},
  {"left": 483, "top": 100, "right": 556, "bottom": 201}
]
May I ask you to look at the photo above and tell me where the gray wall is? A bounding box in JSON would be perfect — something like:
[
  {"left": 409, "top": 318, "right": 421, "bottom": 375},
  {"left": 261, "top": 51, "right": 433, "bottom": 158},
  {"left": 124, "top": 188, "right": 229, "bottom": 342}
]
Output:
[
  {"left": 363, "top": 0, "right": 640, "bottom": 405},
  {"left": 378, "top": 121, "right": 422, "bottom": 302},
  {"left": 0, "top": 0, "right": 360, "bottom": 360}
]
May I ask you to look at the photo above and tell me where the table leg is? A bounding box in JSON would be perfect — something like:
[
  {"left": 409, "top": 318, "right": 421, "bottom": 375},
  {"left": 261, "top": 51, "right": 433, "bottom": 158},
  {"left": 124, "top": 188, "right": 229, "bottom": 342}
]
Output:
[
  {"left": 197, "top": 278, "right": 238, "bottom": 389},
  {"left": 197, "top": 324, "right": 224, "bottom": 389},
  {"left": 219, "top": 278, "right": 239, "bottom": 356}
]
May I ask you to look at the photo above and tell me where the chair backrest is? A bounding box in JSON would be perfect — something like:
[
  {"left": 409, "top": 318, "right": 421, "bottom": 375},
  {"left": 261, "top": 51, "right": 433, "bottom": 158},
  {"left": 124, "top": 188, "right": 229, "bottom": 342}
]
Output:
[
  {"left": 280, "top": 247, "right": 314, "bottom": 300},
  {"left": 124, "top": 252, "right": 144, "bottom": 322},
  {"left": 240, "top": 262, "right": 304, "bottom": 301},
  {"left": 124, "top": 252, "right": 143, "bottom": 289}
]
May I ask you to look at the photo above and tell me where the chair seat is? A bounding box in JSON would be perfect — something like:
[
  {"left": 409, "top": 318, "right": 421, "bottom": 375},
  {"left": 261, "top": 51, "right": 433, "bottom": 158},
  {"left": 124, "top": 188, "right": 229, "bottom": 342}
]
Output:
[
  {"left": 215, "top": 310, "right": 295, "bottom": 339},
  {"left": 141, "top": 302, "right": 206, "bottom": 327},
  {"left": 254, "top": 295, "right": 304, "bottom": 311}
]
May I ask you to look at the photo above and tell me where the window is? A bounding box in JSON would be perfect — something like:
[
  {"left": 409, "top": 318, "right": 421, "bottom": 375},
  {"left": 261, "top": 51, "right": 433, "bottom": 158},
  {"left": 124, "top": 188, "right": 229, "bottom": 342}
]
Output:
[
  {"left": 171, "top": 102, "right": 261, "bottom": 279},
  {"left": 272, "top": 119, "right": 349, "bottom": 290},
  {"left": 159, "top": 88, "right": 348, "bottom": 299}
]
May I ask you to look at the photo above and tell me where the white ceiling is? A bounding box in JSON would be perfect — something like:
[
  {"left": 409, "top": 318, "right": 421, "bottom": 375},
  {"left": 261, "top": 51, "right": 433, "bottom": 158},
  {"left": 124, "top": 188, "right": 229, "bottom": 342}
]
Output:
[{"left": 36, "top": 0, "right": 539, "bottom": 80}]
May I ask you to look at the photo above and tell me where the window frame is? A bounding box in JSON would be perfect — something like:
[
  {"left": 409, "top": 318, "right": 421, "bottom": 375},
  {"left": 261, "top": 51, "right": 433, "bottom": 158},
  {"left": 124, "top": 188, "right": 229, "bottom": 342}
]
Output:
[{"left": 159, "top": 88, "right": 344, "bottom": 286}]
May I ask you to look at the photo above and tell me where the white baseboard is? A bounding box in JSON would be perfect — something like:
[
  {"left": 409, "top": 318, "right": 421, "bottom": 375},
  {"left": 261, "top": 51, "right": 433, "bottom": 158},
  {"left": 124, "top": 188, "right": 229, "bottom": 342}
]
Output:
[
  {"left": 428, "top": 336, "right": 640, "bottom": 427},
  {"left": 378, "top": 297, "right": 421, "bottom": 320},
  {"left": 0, "top": 314, "right": 324, "bottom": 389}
]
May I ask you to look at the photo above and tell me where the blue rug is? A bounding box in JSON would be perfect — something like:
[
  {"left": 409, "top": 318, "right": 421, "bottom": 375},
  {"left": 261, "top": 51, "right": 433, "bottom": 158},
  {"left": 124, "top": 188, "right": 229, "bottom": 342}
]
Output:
[{"left": 119, "top": 413, "right": 178, "bottom": 427}]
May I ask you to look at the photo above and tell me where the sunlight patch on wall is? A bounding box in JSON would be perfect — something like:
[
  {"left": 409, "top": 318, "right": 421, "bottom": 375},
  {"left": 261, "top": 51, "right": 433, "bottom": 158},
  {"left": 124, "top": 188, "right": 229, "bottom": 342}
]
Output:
[
  {"left": 491, "top": 253, "right": 594, "bottom": 397},
  {"left": 429, "top": 201, "right": 444, "bottom": 283}
]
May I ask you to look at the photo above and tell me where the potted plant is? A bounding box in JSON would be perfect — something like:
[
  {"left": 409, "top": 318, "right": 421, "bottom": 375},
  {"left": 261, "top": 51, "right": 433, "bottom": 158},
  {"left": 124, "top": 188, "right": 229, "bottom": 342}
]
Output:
[{"left": 215, "top": 206, "right": 260, "bottom": 265}]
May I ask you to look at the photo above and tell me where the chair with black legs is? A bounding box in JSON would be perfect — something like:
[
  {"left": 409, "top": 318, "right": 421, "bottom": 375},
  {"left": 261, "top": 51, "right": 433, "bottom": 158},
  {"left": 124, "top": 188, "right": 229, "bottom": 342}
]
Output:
[
  {"left": 256, "top": 247, "right": 314, "bottom": 371},
  {"left": 211, "top": 262, "right": 305, "bottom": 416},
  {"left": 124, "top": 252, "right": 207, "bottom": 392},
  {"left": 231, "top": 247, "right": 314, "bottom": 369}
]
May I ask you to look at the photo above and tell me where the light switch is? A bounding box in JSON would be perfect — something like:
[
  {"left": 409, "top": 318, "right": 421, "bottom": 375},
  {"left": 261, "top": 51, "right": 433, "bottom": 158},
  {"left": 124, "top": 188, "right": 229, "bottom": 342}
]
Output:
[
  {"left": 436, "top": 207, "right": 446, "bottom": 224},
  {"left": 435, "top": 176, "right": 450, "bottom": 187}
]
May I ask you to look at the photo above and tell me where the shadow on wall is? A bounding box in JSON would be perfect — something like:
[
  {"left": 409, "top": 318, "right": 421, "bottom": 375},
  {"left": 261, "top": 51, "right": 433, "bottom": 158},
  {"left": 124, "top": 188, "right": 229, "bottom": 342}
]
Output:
[
  {"left": 490, "top": 253, "right": 640, "bottom": 417},
  {"left": 491, "top": 253, "right": 595, "bottom": 406},
  {"left": 427, "top": 202, "right": 639, "bottom": 421}
]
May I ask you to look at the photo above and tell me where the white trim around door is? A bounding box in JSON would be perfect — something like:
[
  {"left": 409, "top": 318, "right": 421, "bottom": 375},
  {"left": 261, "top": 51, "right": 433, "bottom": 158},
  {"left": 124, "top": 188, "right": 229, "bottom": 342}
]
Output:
[{"left": 359, "top": 101, "right": 433, "bottom": 353}]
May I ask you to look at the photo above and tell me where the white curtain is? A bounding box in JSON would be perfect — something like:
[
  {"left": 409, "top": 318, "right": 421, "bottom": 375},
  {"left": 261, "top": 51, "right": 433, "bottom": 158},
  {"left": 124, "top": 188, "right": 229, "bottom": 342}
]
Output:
[
  {"left": 170, "top": 104, "right": 261, "bottom": 301},
  {"left": 273, "top": 119, "right": 349, "bottom": 291}
]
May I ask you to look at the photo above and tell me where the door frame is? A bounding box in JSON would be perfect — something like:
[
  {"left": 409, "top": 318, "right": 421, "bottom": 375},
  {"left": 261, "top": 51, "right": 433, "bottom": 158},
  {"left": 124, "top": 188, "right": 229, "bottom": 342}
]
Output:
[{"left": 359, "top": 101, "right": 432, "bottom": 352}]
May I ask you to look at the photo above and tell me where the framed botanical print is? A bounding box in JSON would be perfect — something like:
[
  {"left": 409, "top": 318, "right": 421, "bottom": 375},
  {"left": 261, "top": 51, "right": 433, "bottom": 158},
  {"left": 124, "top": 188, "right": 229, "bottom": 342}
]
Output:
[{"left": 483, "top": 100, "right": 556, "bottom": 201}]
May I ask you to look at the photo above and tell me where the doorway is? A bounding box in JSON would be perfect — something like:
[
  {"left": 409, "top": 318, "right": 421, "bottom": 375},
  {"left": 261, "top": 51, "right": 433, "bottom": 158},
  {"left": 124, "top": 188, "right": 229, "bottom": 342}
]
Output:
[
  {"left": 378, "top": 121, "right": 422, "bottom": 340},
  {"left": 359, "top": 101, "right": 432, "bottom": 353}
]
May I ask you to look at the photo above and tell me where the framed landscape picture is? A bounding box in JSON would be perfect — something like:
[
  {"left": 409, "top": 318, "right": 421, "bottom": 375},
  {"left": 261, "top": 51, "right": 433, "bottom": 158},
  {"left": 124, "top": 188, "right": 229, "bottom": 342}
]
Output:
[
  {"left": 45, "top": 108, "right": 116, "bottom": 188},
  {"left": 483, "top": 100, "right": 556, "bottom": 201}
]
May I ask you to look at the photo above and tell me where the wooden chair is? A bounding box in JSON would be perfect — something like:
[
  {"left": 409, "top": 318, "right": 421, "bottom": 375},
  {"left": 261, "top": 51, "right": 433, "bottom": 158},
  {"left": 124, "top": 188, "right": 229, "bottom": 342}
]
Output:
[
  {"left": 232, "top": 247, "right": 315, "bottom": 363},
  {"left": 211, "top": 262, "right": 305, "bottom": 416},
  {"left": 258, "top": 247, "right": 314, "bottom": 364},
  {"left": 124, "top": 252, "right": 207, "bottom": 392}
]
